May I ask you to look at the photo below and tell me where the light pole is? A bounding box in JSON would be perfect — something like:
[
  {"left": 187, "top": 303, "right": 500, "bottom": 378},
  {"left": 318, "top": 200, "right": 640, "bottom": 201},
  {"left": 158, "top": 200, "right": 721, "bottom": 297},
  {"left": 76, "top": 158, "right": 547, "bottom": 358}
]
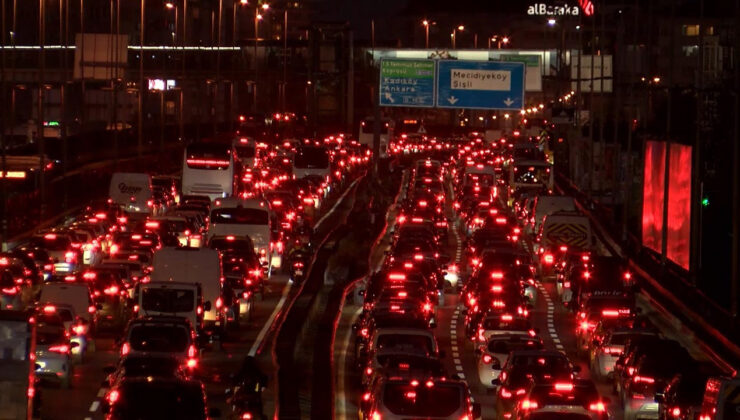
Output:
[
  {"left": 422, "top": 20, "right": 429, "bottom": 49},
  {"left": 253, "top": 3, "right": 269, "bottom": 113},
  {"left": 232, "top": 0, "right": 248, "bottom": 130},
  {"left": 165, "top": 2, "right": 178, "bottom": 149},
  {"left": 38, "top": 0, "right": 46, "bottom": 220},
  {"left": 452, "top": 25, "right": 464, "bottom": 49},
  {"left": 138, "top": 0, "right": 145, "bottom": 157}
]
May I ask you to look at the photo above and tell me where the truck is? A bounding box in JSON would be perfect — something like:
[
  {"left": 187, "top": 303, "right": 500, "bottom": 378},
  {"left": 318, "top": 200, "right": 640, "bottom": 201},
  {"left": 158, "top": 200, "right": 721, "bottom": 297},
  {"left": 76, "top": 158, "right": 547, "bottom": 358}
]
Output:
[{"left": 0, "top": 310, "right": 37, "bottom": 420}]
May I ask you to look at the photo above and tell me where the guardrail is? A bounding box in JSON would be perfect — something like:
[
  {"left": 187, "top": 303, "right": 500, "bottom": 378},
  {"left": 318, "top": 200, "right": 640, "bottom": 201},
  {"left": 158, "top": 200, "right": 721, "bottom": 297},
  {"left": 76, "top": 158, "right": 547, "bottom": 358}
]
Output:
[{"left": 555, "top": 172, "right": 740, "bottom": 371}]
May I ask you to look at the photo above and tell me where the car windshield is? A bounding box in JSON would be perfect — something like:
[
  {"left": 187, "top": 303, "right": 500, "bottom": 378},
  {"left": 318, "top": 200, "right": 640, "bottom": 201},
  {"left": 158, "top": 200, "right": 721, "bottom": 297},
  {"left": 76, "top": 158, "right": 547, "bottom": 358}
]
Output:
[
  {"left": 211, "top": 208, "right": 268, "bottom": 225},
  {"left": 128, "top": 325, "right": 189, "bottom": 353},
  {"left": 30, "top": 235, "right": 72, "bottom": 251},
  {"left": 376, "top": 334, "right": 434, "bottom": 354},
  {"left": 141, "top": 289, "right": 195, "bottom": 313},
  {"left": 382, "top": 383, "right": 462, "bottom": 417},
  {"left": 186, "top": 143, "right": 231, "bottom": 170},
  {"left": 37, "top": 328, "right": 66, "bottom": 345},
  {"left": 121, "top": 357, "right": 181, "bottom": 378},
  {"left": 111, "top": 381, "right": 205, "bottom": 420},
  {"left": 294, "top": 147, "right": 330, "bottom": 169},
  {"left": 488, "top": 337, "right": 543, "bottom": 353},
  {"left": 482, "top": 318, "right": 531, "bottom": 332}
]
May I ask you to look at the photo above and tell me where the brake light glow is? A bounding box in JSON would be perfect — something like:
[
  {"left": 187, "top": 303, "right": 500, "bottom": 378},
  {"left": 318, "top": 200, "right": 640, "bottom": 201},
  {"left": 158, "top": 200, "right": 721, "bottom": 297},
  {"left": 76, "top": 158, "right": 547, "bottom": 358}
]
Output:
[
  {"left": 482, "top": 354, "right": 493, "bottom": 364},
  {"left": 671, "top": 407, "right": 681, "bottom": 417},
  {"left": 602, "top": 309, "right": 620, "bottom": 317},
  {"left": 72, "top": 324, "right": 87, "bottom": 335},
  {"left": 634, "top": 376, "right": 655, "bottom": 384},
  {"left": 499, "top": 387, "right": 512, "bottom": 398},
  {"left": 544, "top": 254, "right": 554, "bottom": 264},
  {"left": 589, "top": 402, "right": 606, "bottom": 412},
  {"left": 554, "top": 383, "right": 574, "bottom": 391},
  {"left": 388, "top": 273, "right": 406, "bottom": 281},
  {"left": 521, "top": 400, "right": 538, "bottom": 410},
  {"left": 490, "top": 271, "right": 504, "bottom": 280},
  {"left": 48, "top": 344, "right": 70, "bottom": 354},
  {"left": 43, "top": 305, "right": 56, "bottom": 313}
]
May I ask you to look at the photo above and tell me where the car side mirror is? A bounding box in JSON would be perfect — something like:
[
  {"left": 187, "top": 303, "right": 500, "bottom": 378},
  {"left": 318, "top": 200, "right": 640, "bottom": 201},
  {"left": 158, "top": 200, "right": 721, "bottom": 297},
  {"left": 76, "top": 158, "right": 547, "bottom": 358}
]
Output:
[
  {"left": 204, "top": 301, "right": 212, "bottom": 312},
  {"left": 654, "top": 392, "right": 664, "bottom": 403}
]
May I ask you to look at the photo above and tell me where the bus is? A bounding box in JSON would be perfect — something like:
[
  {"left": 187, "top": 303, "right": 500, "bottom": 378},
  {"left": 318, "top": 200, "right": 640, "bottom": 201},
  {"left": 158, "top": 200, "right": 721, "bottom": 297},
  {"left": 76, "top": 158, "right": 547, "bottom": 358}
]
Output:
[
  {"left": 233, "top": 136, "right": 257, "bottom": 169},
  {"left": 293, "top": 145, "right": 331, "bottom": 182},
  {"left": 208, "top": 198, "right": 275, "bottom": 277},
  {"left": 359, "top": 117, "right": 394, "bottom": 158},
  {"left": 181, "top": 142, "right": 237, "bottom": 200},
  {"left": 0, "top": 310, "right": 37, "bottom": 420}
]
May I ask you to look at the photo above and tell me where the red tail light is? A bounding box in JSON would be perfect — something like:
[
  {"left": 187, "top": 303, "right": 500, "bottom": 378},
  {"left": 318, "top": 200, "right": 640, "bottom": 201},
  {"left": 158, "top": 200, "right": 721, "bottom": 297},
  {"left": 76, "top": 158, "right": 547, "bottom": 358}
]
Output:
[
  {"left": 671, "top": 407, "right": 681, "bottom": 417},
  {"left": 88, "top": 305, "right": 96, "bottom": 314},
  {"left": 633, "top": 375, "right": 655, "bottom": 384},
  {"left": 477, "top": 328, "right": 485, "bottom": 342},
  {"left": 121, "top": 343, "right": 130, "bottom": 355},
  {"left": 482, "top": 354, "right": 493, "bottom": 364},
  {"left": 602, "top": 309, "right": 620, "bottom": 317},
  {"left": 521, "top": 399, "right": 539, "bottom": 410},
  {"left": 65, "top": 251, "right": 76, "bottom": 263},
  {"left": 543, "top": 254, "right": 554, "bottom": 264},
  {"left": 554, "top": 382, "right": 574, "bottom": 391},
  {"left": 499, "top": 387, "right": 512, "bottom": 398},
  {"left": 103, "top": 285, "right": 120, "bottom": 295},
  {"left": 360, "top": 327, "right": 369, "bottom": 338},
  {"left": 188, "top": 344, "right": 197, "bottom": 358},
  {"left": 589, "top": 402, "right": 606, "bottom": 412},
  {"left": 48, "top": 344, "right": 70, "bottom": 354},
  {"left": 216, "top": 297, "right": 223, "bottom": 309},
  {"left": 72, "top": 324, "right": 87, "bottom": 336}
]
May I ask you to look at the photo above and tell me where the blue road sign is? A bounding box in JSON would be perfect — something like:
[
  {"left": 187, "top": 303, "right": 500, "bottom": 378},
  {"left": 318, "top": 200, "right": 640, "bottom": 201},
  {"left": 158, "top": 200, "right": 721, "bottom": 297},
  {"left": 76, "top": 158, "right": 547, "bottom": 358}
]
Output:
[
  {"left": 379, "top": 59, "right": 436, "bottom": 108},
  {"left": 436, "top": 60, "right": 526, "bottom": 110}
]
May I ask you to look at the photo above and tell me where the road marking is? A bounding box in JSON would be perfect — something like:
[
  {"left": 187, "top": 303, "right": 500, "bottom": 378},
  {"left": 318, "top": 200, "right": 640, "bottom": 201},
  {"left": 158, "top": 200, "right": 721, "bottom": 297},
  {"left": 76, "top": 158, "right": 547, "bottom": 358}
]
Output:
[
  {"left": 97, "top": 388, "right": 106, "bottom": 397},
  {"left": 314, "top": 178, "right": 361, "bottom": 230},
  {"left": 89, "top": 401, "right": 100, "bottom": 412},
  {"left": 456, "top": 365, "right": 464, "bottom": 372},
  {"left": 248, "top": 279, "right": 293, "bottom": 356},
  {"left": 453, "top": 351, "right": 460, "bottom": 358},
  {"left": 538, "top": 284, "right": 563, "bottom": 349},
  {"left": 337, "top": 307, "right": 363, "bottom": 420}
]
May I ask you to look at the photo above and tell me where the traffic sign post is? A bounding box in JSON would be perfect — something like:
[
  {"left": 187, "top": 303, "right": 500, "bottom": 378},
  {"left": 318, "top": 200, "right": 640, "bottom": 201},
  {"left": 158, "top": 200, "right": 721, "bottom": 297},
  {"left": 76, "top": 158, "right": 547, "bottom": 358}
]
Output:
[
  {"left": 435, "top": 60, "right": 526, "bottom": 110},
  {"left": 379, "top": 59, "right": 436, "bottom": 108}
]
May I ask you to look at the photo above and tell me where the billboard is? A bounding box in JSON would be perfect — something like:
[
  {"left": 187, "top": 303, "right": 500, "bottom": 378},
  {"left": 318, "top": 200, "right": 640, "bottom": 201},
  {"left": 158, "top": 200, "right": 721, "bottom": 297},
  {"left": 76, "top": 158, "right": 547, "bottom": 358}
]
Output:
[
  {"left": 74, "top": 33, "right": 128, "bottom": 80},
  {"left": 641, "top": 141, "right": 692, "bottom": 270}
]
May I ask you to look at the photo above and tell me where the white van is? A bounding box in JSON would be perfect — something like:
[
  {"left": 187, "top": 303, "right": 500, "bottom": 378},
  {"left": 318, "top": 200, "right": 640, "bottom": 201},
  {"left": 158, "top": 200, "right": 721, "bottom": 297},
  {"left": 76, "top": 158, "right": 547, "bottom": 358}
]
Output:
[
  {"left": 150, "top": 247, "right": 225, "bottom": 332},
  {"left": 209, "top": 197, "right": 274, "bottom": 276},
  {"left": 530, "top": 195, "right": 576, "bottom": 234},
  {"left": 135, "top": 281, "right": 203, "bottom": 333},
  {"left": 109, "top": 172, "right": 154, "bottom": 215},
  {"left": 38, "top": 282, "right": 98, "bottom": 326}
]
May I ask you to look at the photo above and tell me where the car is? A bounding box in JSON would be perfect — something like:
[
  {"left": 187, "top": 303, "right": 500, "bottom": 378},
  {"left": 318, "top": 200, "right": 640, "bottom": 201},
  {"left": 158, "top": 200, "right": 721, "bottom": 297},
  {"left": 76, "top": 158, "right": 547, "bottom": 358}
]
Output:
[
  {"left": 103, "top": 376, "right": 217, "bottom": 420},
  {"left": 493, "top": 350, "right": 580, "bottom": 420},
  {"left": 103, "top": 354, "right": 189, "bottom": 389},
  {"left": 515, "top": 380, "right": 609, "bottom": 420},
  {"left": 360, "top": 377, "right": 480, "bottom": 420},
  {"left": 656, "top": 368, "right": 719, "bottom": 420},
  {"left": 36, "top": 302, "right": 90, "bottom": 361},
  {"left": 120, "top": 316, "right": 199, "bottom": 371},
  {"left": 589, "top": 325, "right": 659, "bottom": 381},
  {"left": 476, "top": 332, "right": 544, "bottom": 390},
  {"left": 35, "top": 316, "right": 76, "bottom": 388}
]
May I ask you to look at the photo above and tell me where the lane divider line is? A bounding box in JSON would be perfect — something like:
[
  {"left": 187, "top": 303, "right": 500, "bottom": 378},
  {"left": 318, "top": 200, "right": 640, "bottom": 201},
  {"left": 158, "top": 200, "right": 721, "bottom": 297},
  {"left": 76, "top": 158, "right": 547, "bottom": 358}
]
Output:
[
  {"left": 248, "top": 279, "right": 293, "bottom": 356},
  {"left": 538, "top": 283, "right": 565, "bottom": 351}
]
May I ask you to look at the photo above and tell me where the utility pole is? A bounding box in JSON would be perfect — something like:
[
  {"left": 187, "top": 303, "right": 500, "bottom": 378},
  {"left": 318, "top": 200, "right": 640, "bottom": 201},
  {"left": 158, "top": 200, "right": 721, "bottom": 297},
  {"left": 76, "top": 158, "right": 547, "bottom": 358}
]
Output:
[
  {"left": 731, "top": 0, "right": 740, "bottom": 317},
  {"left": 598, "top": 0, "right": 606, "bottom": 202},
  {"left": 347, "top": 30, "right": 354, "bottom": 134},
  {"left": 660, "top": 1, "right": 675, "bottom": 267},
  {"left": 138, "top": 0, "right": 145, "bottom": 157},
  {"left": 61, "top": 0, "right": 68, "bottom": 209},
  {"left": 691, "top": 0, "right": 705, "bottom": 283},
  {"left": 38, "top": 0, "right": 47, "bottom": 221},
  {"left": 622, "top": 0, "right": 638, "bottom": 241},
  {"left": 1, "top": 0, "right": 7, "bottom": 249}
]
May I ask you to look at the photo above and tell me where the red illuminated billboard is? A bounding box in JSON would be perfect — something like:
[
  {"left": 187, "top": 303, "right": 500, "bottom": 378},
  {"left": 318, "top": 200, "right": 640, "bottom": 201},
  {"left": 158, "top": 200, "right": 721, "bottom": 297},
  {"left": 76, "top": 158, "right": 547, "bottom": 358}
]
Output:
[{"left": 641, "top": 141, "right": 692, "bottom": 270}]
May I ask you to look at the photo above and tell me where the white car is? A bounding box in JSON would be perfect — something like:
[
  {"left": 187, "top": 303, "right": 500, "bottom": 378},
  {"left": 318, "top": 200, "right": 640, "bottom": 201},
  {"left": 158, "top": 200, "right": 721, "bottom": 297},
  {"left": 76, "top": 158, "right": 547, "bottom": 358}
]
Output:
[
  {"left": 476, "top": 332, "right": 543, "bottom": 389},
  {"left": 35, "top": 320, "right": 76, "bottom": 388}
]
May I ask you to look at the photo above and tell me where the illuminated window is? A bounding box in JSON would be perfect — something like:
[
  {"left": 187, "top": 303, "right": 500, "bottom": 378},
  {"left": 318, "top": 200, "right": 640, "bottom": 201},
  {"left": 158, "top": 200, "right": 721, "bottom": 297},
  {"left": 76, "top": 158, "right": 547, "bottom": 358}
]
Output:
[
  {"left": 705, "top": 26, "right": 714, "bottom": 36},
  {"left": 682, "top": 45, "right": 698, "bottom": 57},
  {"left": 682, "top": 25, "right": 700, "bottom": 36}
]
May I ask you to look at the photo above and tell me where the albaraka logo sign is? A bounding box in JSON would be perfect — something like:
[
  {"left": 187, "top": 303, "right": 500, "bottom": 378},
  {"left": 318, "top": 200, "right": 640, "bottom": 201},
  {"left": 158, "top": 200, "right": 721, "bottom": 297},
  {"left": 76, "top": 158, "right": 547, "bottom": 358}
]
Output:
[{"left": 527, "top": 3, "right": 588, "bottom": 16}]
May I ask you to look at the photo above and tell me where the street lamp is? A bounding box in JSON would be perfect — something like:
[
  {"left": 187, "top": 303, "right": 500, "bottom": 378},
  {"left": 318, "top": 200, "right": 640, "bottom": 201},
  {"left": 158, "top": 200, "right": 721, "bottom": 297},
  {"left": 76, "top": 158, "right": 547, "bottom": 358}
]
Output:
[
  {"left": 547, "top": 18, "right": 556, "bottom": 26},
  {"left": 452, "top": 25, "right": 464, "bottom": 49},
  {"left": 422, "top": 19, "right": 429, "bottom": 49},
  {"left": 253, "top": 2, "right": 269, "bottom": 112}
]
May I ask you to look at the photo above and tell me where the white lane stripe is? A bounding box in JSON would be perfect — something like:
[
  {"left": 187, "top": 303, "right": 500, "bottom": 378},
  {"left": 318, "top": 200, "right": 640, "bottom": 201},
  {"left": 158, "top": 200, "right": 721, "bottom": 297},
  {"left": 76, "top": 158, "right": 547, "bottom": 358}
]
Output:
[
  {"left": 97, "top": 388, "right": 106, "bottom": 397},
  {"left": 456, "top": 365, "right": 464, "bottom": 372},
  {"left": 314, "top": 177, "right": 361, "bottom": 230},
  {"left": 89, "top": 401, "right": 100, "bottom": 412},
  {"left": 337, "top": 307, "right": 363, "bottom": 420},
  {"left": 453, "top": 352, "right": 460, "bottom": 358},
  {"left": 248, "top": 279, "right": 293, "bottom": 356}
]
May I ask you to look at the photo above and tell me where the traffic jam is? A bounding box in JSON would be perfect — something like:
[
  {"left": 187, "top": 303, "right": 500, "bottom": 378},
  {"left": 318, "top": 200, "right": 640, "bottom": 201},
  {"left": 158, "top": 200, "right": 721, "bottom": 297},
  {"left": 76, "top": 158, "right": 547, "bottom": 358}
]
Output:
[
  {"left": 1, "top": 123, "right": 738, "bottom": 420},
  {"left": 0, "top": 127, "right": 370, "bottom": 420},
  {"left": 340, "top": 128, "right": 736, "bottom": 420}
]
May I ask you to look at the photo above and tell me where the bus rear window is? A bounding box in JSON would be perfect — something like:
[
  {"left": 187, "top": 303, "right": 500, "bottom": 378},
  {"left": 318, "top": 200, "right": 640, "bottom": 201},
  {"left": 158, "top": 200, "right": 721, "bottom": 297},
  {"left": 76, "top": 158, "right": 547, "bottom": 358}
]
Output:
[
  {"left": 211, "top": 208, "right": 269, "bottom": 225},
  {"left": 185, "top": 143, "right": 231, "bottom": 170},
  {"left": 294, "top": 147, "right": 330, "bottom": 169},
  {"left": 142, "top": 288, "right": 195, "bottom": 313},
  {"left": 382, "top": 383, "right": 462, "bottom": 417}
]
